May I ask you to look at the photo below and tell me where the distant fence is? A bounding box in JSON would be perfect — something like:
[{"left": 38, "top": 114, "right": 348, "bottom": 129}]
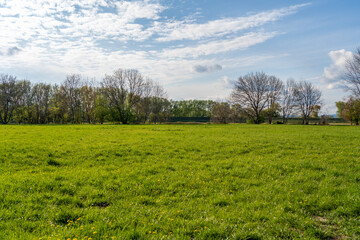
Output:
[
  {"left": 167, "top": 117, "right": 347, "bottom": 124},
  {"left": 282, "top": 118, "right": 347, "bottom": 124},
  {"left": 169, "top": 117, "right": 210, "bottom": 123}
]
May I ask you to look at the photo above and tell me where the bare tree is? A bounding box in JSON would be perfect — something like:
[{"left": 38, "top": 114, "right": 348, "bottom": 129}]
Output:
[
  {"left": 81, "top": 79, "right": 98, "bottom": 124},
  {"left": 125, "top": 69, "right": 145, "bottom": 108},
  {"left": 265, "top": 76, "right": 283, "bottom": 124},
  {"left": 280, "top": 79, "right": 296, "bottom": 124},
  {"left": 101, "top": 68, "right": 147, "bottom": 124},
  {"left": 150, "top": 82, "right": 169, "bottom": 123},
  {"left": 101, "top": 69, "right": 128, "bottom": 123},
  {"left": 135, "top": 79, "right": 153, "bottom": 123},
  {"left": 231, "top": 72, "right": 279, "bottom": 124},
  {"left": 62, "top": 74, "right": 82, "bottom": 123},
  {"left": 293, "top": 81, "right": 322, "bottom": 125},
  {"left": 344, "top": 47, "right": 360, "bottom": 97},
  {"left": 32, "top": 83, "right": 51, "bottom": 123}
]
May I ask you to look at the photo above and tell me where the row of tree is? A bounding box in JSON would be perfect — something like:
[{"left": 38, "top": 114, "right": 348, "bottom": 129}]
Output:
[
  {"left": 0, "top": 69, "right": 170, "bottom": 124},
  {"left": 228, "top": 72, "right": 322, "bottom": 124},
  {"left": 0, "top": 71, "right": 324, "bottom": 125},
  {"left": 1, "top": 47, "right": 359, "bottom": 125}
]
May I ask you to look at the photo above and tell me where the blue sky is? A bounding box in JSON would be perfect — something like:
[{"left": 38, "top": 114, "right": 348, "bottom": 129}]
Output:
[{"left": 1, "top": 0, "right": 359, "bottom": 113}]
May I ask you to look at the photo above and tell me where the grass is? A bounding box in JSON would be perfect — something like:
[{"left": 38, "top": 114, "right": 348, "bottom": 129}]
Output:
[{"left": 0, "top": 124, "right": 360, "bottom": 239}]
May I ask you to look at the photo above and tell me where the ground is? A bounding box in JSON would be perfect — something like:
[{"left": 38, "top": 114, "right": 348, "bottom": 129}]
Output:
[{"left": 0, "top": 124, "right": 360, "bottom": 239}]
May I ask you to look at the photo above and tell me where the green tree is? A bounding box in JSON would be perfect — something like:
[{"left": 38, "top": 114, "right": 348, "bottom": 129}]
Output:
[{"left": 341, "top": 98, "right": 360, "bottom": 125}]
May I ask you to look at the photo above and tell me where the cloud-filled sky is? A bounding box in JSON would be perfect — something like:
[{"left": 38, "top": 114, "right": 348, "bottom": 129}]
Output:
[{"left": 1, "top": 0, "right": 360, "bottom": 113}]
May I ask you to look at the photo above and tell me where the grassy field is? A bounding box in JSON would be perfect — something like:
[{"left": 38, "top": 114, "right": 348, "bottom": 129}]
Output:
[{"left": 1, "top": 124, "right": 360, "bottom": 239}]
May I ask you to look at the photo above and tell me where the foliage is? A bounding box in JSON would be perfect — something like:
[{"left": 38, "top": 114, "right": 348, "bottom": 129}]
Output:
[
  {"left": 310, "top": 105, "right": 321, "bottom": 118},
  {"left": 210, "top": 102, "right": 231, "bottom": 123},
  {"left": 263, "top": 102, "right": 281, "bottom": 124},
  {"left": 336, "top": 101, "right": 345, "bottom": 118},
  {"left": 0, "top": 71, "right": 168, "bottom": 125},
  {"left": 337, "top": 98, "right": 360, "bottom": 125},
  {"left": 170, "top": 100, "right": 216, "bottom": 118}
]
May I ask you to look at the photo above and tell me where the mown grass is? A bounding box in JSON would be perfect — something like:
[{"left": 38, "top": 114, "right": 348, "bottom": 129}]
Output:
[{"left": 0, "top": 124, "right": 360, "bottom": 239}]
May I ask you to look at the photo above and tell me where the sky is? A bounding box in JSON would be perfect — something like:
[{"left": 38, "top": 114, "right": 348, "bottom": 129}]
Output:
[{"left": 1, "top": 0, "right": 360, "bottom": 114}]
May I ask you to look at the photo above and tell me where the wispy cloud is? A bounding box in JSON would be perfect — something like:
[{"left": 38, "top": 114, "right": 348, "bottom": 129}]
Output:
[
  {"left": 155, "top": 3, "right": 310, "bottom": 42},
  {"left": 158, "top": 32, "right": 278, "bottom": 59}
]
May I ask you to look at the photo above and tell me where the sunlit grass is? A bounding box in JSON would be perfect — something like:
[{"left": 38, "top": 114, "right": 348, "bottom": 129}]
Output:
[{"left": 0, "top": 124, "right": 360, "bottom": 239}]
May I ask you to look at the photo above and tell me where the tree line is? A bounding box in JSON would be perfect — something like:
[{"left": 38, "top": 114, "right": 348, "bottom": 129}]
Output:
[
  {"left": 226, "top": 73, "right": 322, "bottom": 125},
  {"left": 0, "top": 69, "right": 171, "bottom": 124},
  {"left": 0, "top": 70, "right": 323, "bottom": 125},
  {"left": 1, "top": 47, "right": 359, "bottom": 125}
]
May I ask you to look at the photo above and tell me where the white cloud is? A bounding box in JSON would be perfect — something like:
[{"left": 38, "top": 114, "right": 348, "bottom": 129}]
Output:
[
  {"left": 0, "top": 0, "right": 307, "bottom": 101},
  {"left": 115, "top": 1, "right": 165, "bottom": 21},
  {"left": 324, "top": 49, "right": 352, "bottom": 80},
  {"left": 322, "top": 49, "right": 353, "bottom": 89}
]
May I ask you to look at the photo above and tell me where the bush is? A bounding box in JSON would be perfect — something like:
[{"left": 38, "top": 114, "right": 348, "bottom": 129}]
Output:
[
  {"left": 319, "top": 115, "right": 329, "bottom": 125},
  {"left": 246, "top": 116, "right": 265, "bottom": 124}
]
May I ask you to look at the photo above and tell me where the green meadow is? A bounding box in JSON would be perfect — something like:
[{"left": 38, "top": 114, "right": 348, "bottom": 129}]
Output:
[{"left": 1, "top": 124, "right": 360, "bottom": 239}]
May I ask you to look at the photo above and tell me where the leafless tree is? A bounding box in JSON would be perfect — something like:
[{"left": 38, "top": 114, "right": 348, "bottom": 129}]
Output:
[
  {"left": 149, "top": 82, "right": 169, "bottom": 123},
  {"left": 81, "top": 78, "right": 98, "bottom": 124},
  {"left": 101, "top": 69, "right": 127, "bottom": 123},
  {"left": 344, "top": 47, "right": 360, "bottom": 97},
  {"left": 32, "top": 83, "right": 51, "bottom": 123},
  {"left": 265, "top": 76, "right": 283, "bottom": 124},
  {"left": 101, "top": 68, "right": 148, "bottom": 123},
  {"left": 125, "top": 69, "right": 145, "bottom": 108},
  {"left": 293, "top": 81, "right": 322, "bottom": 124},
  {"left": 61, "top": 74, "right": 82, "bottom": 123},
  {"left": 231, "top": 72, "right": 279, "bottom": 124},
  {"left": 280, "top": 79, "right": 296, "bottom": 123}
]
